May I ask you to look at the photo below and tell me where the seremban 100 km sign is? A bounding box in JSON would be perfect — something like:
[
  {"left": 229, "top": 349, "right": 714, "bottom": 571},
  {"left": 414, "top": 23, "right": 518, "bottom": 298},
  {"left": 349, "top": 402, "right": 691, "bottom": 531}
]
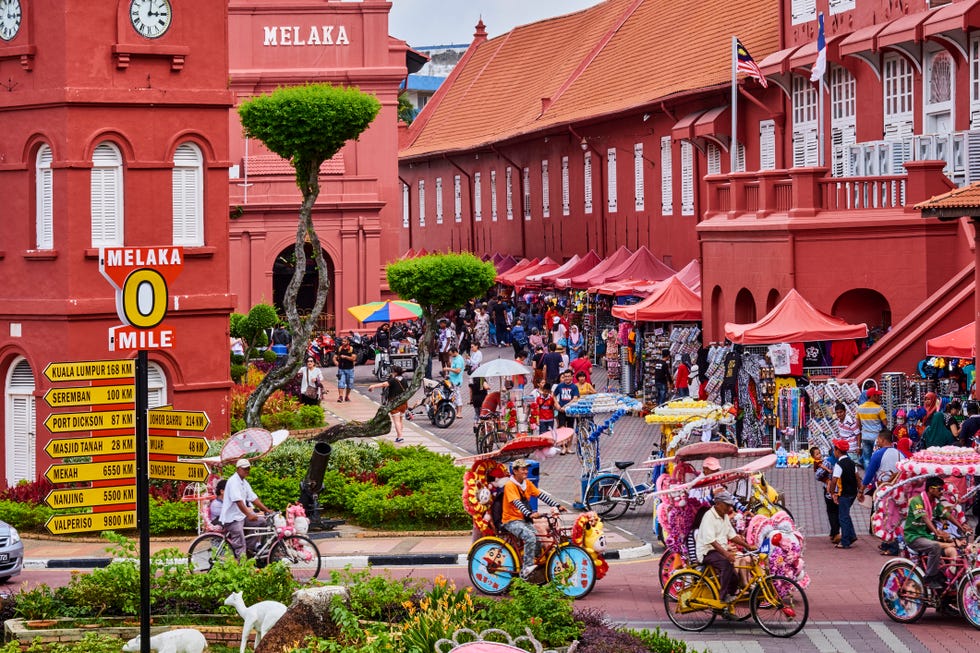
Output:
[{"left": 99, "top": 247, "right": 183, "bottom": 351}]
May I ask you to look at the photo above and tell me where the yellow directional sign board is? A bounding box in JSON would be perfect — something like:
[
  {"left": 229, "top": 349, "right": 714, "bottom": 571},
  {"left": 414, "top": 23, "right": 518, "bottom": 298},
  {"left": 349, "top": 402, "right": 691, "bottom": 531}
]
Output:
[
  {"left": 148, "top": 435, "right": 209, "bottom": 457},
  {"left": 45, "top": 435, "right": 136, "bottom": 458},
  {"left": 44, "top": 486, "right": 136, "bottom": 509},
  {"left": 148, "top": 461, "right": 209, "bottom": 482},
  {"left": 44, "top": 460, "right": 136, "bottom": 484},
  {"left": 43, "top": 384, "right": 135, "bottom": 408},
  {"left": 147, "top": 409, "right": 209, "bottom": 432},
  {"left": 46, "top": 510, "right": 136, "bottom": 535},
  {"left": 43, "top": 360, "right": 134, "bottom": 382},
  {"left": 43, "top": 410, "right": 133, "bottom": 433}
]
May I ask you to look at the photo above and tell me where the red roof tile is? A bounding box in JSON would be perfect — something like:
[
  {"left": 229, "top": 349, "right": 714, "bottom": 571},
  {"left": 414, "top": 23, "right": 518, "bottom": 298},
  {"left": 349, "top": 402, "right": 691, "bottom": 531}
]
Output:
[
  {"left": 915, "top": 181, "right": 980, "bottom": 210},
  {"left": 401, "top": 0, "right": 780, "bottom": 158},
  {"left": 246, "top": 153, "right": 345, "bottom": 176}
]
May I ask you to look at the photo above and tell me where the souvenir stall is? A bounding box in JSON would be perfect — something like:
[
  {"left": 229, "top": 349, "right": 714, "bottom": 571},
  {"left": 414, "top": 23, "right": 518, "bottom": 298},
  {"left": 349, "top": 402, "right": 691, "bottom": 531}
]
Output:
[
  {"left": 725, "top": 289, "right": 869, "bottom": 451},
  {"left": 924, "top": 321, "right": 975, "bottom": 403},
  {"left": 612, "top": 275, "right": 703, "bottom": 406}
]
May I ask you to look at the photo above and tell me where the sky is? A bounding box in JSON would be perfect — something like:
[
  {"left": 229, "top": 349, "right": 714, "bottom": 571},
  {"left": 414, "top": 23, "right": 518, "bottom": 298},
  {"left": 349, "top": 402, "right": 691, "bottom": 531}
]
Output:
[{"left": 388, "top": 0, "right": 604, "bottom": 47}]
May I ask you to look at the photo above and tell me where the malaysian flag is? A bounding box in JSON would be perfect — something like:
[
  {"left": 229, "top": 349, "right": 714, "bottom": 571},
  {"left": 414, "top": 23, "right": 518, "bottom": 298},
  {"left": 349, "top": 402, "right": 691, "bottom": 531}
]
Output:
[{"left": 736, "top": 39, "right": 768, "bottom": 88}]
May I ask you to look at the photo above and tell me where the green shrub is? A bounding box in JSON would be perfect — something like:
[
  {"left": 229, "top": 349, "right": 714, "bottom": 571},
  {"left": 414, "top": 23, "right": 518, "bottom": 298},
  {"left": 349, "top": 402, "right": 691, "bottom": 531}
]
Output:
[
  {"left": 0, "top": 500, "right": 53, "bottom": 530},
  {"left": 12, "top": 585, "right": 62, "bottom": 620},
  {"left": 0, "top": 633, "right": 128, "bottom": 653},
  {"left": 231, "top": 363, "right": 247, "bottom": 384},
  {"left": 296, "top": 404, "right": 326, "bottom": 429},
  {"left": 475, "top": 580, "right": 582, "bottom": 647},
  {"left": 327, "top": 440, "right": 384, "bottom": 475},
  {"left": 263, "top": 349, "right": 278, "bottom": 363},
  {"left": 230, "top": 416, "right": 246, "bottom": 433},
  {"left": 261, "top": 410, "right": 298, "bottom": 431},
  {"left": 231, "top": 353, "right": 245, "bottom": 365},
  {"left": 627, "top": 627, "right": 707, "bottom": 652},
  {"left": 147, "top": 498, "right": 197, "bottom": 534},
  {"left": 245, "top": 464, "right": 302, "bottom": 512}
]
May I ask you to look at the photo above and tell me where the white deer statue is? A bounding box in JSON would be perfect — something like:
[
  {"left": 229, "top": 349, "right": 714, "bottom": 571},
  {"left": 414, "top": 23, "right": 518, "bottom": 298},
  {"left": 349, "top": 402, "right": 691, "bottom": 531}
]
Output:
[
  {"left": 224, "top": 591, "right": 288, "bottom": 653},
  {"left": 121, "top": 629, "right": 208, "bottom": 653}
]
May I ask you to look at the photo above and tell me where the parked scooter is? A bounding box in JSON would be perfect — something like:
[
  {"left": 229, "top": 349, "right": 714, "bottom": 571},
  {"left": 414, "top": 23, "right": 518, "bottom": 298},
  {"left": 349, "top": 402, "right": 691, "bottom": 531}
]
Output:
[
  {"left": 348, "top": 331, "right": 374, "bottom": 366},
  {"left": 405, "top": 375, "right": 457, "bottom": 428}
]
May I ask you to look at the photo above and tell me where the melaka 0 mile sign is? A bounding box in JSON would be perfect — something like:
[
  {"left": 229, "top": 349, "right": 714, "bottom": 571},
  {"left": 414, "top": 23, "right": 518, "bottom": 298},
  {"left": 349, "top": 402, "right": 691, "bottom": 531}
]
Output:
[{"left": 99, "top": 247, "right": 183, "bottom": 351}]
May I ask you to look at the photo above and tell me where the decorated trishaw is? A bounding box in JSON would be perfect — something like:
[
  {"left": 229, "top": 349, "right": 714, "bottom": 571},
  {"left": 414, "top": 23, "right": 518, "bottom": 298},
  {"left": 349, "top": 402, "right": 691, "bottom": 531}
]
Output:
[
  {"left": 872, "top": 446, "right": 980, "bottom": 628},
  {"left": 644, "top": 399, "right": 736, "bottom": 456},
  {"left": 459, "top": 431, "right": 607, "bottom": 599},
  {"left": 649, "top": 444, "right": 806, "bottom": 592}
]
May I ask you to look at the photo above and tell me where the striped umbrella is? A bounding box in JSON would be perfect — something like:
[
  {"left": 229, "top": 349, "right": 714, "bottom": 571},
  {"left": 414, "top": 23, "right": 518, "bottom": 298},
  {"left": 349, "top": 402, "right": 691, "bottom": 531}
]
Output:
[{"left": 347, "top": 300, "right": 423, "bottom": 323}]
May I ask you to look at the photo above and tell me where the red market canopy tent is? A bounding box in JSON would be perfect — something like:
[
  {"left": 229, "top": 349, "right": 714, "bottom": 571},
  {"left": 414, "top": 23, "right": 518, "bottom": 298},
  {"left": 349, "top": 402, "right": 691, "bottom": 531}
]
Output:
[
  {"left": 400, "top": 248, "right": 416, "bottom": 259},
  {"left": 725, "top": 289, "right": 868, "bottom": 344},
  {"left": 926, "top": 322, "right": 975, "bottom": 358},
  {"left": 495, "top": 255, "right": 519, "bottom": 273},
  {"left": 502, "top": 257, "right": 558, "bottom": 288},
  {"left": 597, "top": 246, "right": 676, "bottom": 287},
  {"left": 540, "top": 250, "right": 603, "bottom": 287},
  {"left": 611, "top": 276, "right": 702, "bottom": 322},
  {"left": 564, "top": 246, "right": 633, "bottom": 289},
  {"left": 414, "top": 248, "right": 429, "bottom": 257},
  {"left": 490, "top": 253, "right": 504, "bottom": 264},
  {"left": 625, "top": 259, "right": 701, "bottom": 297},
  {"left": 588, "top": 279, "right": 649, "bottom": 295},
  {"left": 496, "top": 258, "right": 537, "bottom": 284},
  {"left": 526, "top": 254, "right": 578, "bottom": 285}
]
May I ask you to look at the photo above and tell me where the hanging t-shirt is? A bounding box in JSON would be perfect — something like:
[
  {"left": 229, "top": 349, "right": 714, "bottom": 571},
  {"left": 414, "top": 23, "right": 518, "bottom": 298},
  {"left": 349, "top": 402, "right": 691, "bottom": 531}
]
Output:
[
  {"left": 803, "top": 342, "right": 827, "bottom": 368},
  {"left": 788, "top": 343, "right": 805, "bottom": 376}
]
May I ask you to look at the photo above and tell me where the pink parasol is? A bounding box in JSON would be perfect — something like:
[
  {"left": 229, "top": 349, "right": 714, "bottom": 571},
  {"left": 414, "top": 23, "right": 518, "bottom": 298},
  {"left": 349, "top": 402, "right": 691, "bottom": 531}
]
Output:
[{"left": 456, "top": 428, "right": 573, "bottom": 465}]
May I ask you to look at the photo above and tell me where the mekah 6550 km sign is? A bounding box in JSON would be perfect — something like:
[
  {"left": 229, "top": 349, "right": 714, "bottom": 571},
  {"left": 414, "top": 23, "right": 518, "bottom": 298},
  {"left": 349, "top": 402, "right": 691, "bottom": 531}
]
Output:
[{"left": 99, "top": 247, "right": 183, "bottom": 351}]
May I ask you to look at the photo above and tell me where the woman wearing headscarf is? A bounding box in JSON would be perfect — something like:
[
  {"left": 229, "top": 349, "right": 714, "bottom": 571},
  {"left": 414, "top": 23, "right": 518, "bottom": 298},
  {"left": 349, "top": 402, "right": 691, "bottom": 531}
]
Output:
[
  {"left": 919, "top": 392, "right": 955, "bottom": 450},
  {"left": 567, "top": 324, "right": 585, "bottom": 361}
]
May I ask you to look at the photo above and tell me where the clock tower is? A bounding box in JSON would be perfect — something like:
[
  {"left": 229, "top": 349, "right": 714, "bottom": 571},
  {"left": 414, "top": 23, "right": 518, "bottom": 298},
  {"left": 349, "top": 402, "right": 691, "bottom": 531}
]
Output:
[{"left": 0, "top": 1, "right": 234, "bottom": 484}]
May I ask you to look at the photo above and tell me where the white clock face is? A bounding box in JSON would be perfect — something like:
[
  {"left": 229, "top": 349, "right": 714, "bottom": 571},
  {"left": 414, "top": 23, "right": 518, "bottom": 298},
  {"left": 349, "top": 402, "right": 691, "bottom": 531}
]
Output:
[
  {"left": 0, "top": 0, "right": 22, "bottom": 42},
  {"left": 130, "top": 0, "right": 172, "bottom": 39}
]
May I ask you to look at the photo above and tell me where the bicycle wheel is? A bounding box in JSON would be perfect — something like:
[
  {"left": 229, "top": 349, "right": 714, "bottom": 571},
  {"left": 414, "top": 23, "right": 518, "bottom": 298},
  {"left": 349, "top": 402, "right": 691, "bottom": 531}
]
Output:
[
  {"left": 958, "top": 568, "right": 980, "bottom": 629},
  {"left": 584, "top": 475, "right": 632, "bottom": 520},
  {"left": 468, "top": 537, "right": 518, "bottom": 596},
  {"left": 433, "top": 402, "right": 456, "bottom": 428},
  {"left": 662, "top": 570, "right": 717, "bottom": 632},
  {"left": 475, "top": 422, "right": 495, "bottom": 454},
  {"left": 878, "top": 561, "right": 927, "bottom": 624},
  {"left": 266, "top": 535, "right": 321, "bottom": 582},
  {"left": 187, "top": 533, "right": 231, "bottom": 572},
  {"left": 545, "top": 544, "right": 596, "bottom": 600},
  {"left": 658, "top": 551, "right": 684, "bottom": 589},
  {"left": 750, "top": 575, "right": 809, "bottom": 638}
]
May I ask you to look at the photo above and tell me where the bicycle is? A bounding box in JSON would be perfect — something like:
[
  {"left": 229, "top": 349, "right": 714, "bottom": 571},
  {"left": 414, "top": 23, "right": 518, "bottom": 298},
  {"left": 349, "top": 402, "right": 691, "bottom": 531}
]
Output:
[
  {"left": 878, "top": 534, "right": 980, "bottom": 629},
  {"left": 662, "top": 545, "right": 809, "bottom": 637},
  {"left": 467, "top": 513, "right": 597, "bottom": 600},
  {"left": 474, "top": 411, "right": 510, "bottom": 454},
  {"left": 583, "top": 458, "right": 658, "bottom": 520},
  {"left": 187, "top": 513, "right": 322, "bottom": 582}
]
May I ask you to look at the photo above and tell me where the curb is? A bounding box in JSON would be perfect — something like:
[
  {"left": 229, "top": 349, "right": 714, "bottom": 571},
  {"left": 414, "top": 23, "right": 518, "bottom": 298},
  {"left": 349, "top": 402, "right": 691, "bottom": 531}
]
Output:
[{"left": 24, "top": 542, "right": 654, "bottom": 570}]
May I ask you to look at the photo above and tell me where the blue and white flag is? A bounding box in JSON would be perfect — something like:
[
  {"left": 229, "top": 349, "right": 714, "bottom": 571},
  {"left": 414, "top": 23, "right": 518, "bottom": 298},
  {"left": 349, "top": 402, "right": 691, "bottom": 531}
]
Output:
[{"left": 810, "top": 12, "right": 826, "bottom": 84}]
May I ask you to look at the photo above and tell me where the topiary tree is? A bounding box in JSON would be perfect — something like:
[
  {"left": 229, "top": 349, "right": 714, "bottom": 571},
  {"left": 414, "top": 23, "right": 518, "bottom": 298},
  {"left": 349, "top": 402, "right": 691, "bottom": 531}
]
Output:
[
  {"left": 315, "top": 253, "right": 497, "bottom": 443},
  {"left": 229, "top": 302, "right": 279, "bottom": 362},
  {"left": 237, "top": 83, "right": 381, "bottom": 427}
]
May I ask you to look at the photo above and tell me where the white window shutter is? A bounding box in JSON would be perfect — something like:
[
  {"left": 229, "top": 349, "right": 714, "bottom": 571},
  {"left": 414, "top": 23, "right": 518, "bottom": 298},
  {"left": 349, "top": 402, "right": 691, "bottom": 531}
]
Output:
[
  {"left": 474, "top": 173, "right": 482, "bottom": 222},
  {"left": 522, "top": 167, "right": 531, "bottom": 220},
  {"left": 607, "top": 148, "right": 618, "bottom": 213},
  {"left": 759, "top": 120, "right": 776, "bottom": 170},
  {"left": 490, "top": 170, "right": 498, "bottom": 221},
  {"left": 453, "top": 175, "right": 462, "bottom": 222},
  {"left": 966, "top": 131, "right": 980, "bottom": 183},
  {"left": 735, "top": 142, "right": 746, "bottom": 172},
  {"left": 883, "top": 54, "right": 914, "bottom": 139},
  {"left": 418, "top": 179, "right": 426, "bottom": 227},
  {"left": 584, "top": 152, "right": 593, "bottom": 214},
  {"left": 660, "top": 136, "right": 673, "bottom": 215},
  {"left": 971, "top": 35, "right": 980, "bottom": 125},
  {"left": 706, "top": 143, "right": 721, "bottom": 175},
  {"left": 505, "top": 167, "right": 513, "bottom": 220},
  {"left": 561, "top": 156, "right": 570, "bottom": 216},
  {"left": 634, "top": 143, "right": 645, "bottom": 211},
  {"left": 91, "top": 142, "right": 123, "bottom": 247},
  {"left": 402, "top": 183, "right": 410, "bottom": 227},
  {"left": 172, "top": 143, "right": 203, "bottom": 247},
  {"left": 831, "top": 123, "right": 856, "bottom": 177},
  {"left": 434, "top": 177, "right": 443, "bottom": 223},
  {"left": 791, "top": 0, "right": 816, "bottom": 24},
  {"left": 680, "top": 141, "right": 694, "bottom": 216},
  {"left": 541, "top": 160, "right": 550, "bottom": 218},
  {"left": 36, "top": 145, "right": 53, "bottom": 250},
  {"left": 6, "top": 358, "right": 36, "bottom": 484}
]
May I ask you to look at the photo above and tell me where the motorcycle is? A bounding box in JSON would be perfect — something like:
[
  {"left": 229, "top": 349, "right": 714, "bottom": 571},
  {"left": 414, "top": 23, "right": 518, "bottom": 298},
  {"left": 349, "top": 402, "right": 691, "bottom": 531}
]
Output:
[
  {"left": 348, "top": 331, "right": 374, "bottom": 366},
  {"left": 406, "top": 376, "right": 457, "bottom": 428},
  {"left": 307, "top": 332, "right": 336, "bottom": 367}
]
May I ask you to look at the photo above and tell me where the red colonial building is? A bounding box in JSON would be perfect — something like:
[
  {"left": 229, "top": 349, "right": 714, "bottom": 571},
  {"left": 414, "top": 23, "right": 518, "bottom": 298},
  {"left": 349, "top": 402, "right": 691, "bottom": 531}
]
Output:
[
  {"left": 227, "top": 0, "right": 413, "bottom": 331},
  {"left": 399, "top": 0, "right": 980, "bottom": 377},
  {"left": 0, "top": 0, "right": 410, "bottom": 486}
]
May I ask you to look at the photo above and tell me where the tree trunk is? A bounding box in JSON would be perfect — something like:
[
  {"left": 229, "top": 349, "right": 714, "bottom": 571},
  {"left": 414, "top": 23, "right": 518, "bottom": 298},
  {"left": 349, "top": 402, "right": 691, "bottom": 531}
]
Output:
[{"left": 243, "top": 160, "right": 329, "bottom": 427}]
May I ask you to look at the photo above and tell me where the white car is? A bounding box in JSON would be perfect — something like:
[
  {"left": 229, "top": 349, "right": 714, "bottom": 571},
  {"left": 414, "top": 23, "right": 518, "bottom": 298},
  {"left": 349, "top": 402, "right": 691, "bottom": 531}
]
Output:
[{"left": 0, "top": 520, "right": 23, "bottom": 582}]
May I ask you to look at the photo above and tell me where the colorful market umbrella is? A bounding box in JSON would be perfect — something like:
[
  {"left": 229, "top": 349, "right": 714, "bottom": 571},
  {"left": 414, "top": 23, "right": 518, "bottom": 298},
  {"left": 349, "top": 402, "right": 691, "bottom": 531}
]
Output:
[{"left": 347, "top": 300, "right": 422, "bottom": 323}]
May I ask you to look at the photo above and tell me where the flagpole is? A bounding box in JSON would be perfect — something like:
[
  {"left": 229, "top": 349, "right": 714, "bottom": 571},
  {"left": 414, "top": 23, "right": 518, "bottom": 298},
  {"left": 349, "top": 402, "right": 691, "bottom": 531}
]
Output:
[
  {"left": 818, "top": 77, "right": 825, "bottom": 167},
  {"left": 731, "top": 35, "right": 737, "bottom": 173}
]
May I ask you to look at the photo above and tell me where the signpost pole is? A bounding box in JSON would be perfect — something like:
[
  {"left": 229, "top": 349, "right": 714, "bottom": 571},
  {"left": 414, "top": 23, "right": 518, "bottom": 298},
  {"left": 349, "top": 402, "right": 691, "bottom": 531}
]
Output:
[{"left": 135, "top": 350, "right": 150, "bottom": 653}]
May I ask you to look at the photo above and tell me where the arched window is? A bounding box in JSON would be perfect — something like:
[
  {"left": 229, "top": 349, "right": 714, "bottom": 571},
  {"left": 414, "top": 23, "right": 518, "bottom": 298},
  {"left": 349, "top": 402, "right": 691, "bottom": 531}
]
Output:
[
  {"left": 172, "top": 143, "right": 204, "bottom": 246},
  {"left": 91, "top": 142, "right": 124, "bottom": 247},
  {"left": 5, "top": 358, "right": 36, "bottom": 485},
  {"left": 147, "top": 362, "right": 167, "bottom": 408},
  {"left": 36, "top": 145, "right": 53, "bottom": 249}
]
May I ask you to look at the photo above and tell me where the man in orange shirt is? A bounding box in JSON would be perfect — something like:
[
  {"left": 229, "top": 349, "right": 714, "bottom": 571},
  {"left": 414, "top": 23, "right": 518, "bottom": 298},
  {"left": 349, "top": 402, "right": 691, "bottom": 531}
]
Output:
[{"left": 500, "top": 459, "right": 566, "bottom": 578}]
